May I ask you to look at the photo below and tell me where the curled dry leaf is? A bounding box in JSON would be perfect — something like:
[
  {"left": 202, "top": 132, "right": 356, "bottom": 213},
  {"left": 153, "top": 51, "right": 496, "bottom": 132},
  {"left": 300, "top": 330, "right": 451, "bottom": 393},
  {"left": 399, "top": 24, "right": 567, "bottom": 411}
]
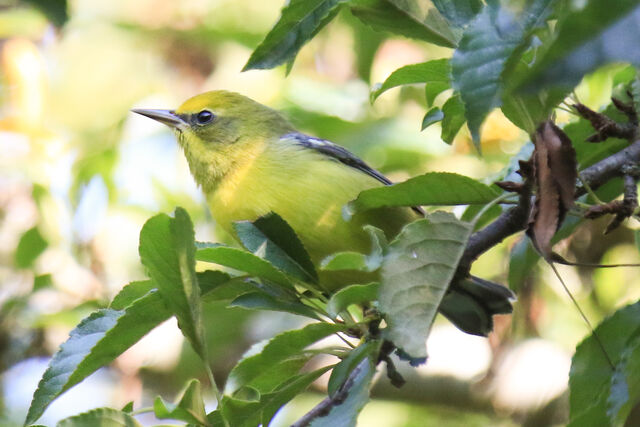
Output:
[
  {"left": 527, "top": 121, "right": 577, "bottom": 258},
  {"left": 584, "top": 173, "right": 638, "bottom": 233},
  {"left": 584, "top": 200, "right": 627, "bottom": 219},
  {"left": 574, "top": 102, "right": 636, "bottom": 142},
  {"left": 611, "top": 96, "right": 638, "bottom": 124}
]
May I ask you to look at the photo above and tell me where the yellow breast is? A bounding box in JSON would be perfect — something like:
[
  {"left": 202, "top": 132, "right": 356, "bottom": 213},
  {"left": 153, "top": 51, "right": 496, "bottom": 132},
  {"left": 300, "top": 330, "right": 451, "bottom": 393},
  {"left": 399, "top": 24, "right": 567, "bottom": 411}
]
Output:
[{"left": 207, "top": 141, "right": 380, "bottom": 262}]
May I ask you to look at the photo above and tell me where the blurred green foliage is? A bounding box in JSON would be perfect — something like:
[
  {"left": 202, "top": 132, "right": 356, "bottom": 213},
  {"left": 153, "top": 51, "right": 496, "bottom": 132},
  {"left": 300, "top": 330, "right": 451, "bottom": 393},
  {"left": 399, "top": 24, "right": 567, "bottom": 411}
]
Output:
[{"left": 2, "top": 0, "right": 640, "bottom": 426}]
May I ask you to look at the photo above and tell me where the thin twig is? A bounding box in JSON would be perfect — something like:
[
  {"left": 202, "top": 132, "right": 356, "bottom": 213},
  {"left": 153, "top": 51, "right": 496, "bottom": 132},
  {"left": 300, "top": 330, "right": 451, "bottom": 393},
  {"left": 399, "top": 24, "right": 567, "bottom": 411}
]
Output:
[
  {"left": 578, "top": 173, "right": 603, "bottom": 204},
  {"left": 292, "top": 341, "right": 396, "bottom": 426},
  {"left": 204, "top": 363, "right": 224, "bottom": 410},
  {"left": 291, "top": 362, "right": 366, "bottom": 427},
  {"left": 548, "top": 262, "right": 614, "bottom": 370}
]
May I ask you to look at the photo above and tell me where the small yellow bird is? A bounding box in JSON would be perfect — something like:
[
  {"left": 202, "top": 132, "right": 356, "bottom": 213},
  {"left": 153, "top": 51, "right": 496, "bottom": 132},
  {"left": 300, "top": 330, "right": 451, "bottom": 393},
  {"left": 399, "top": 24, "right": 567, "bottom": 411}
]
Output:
[{"left": 133, "top": 90, "right": 513, "bottom": 336}]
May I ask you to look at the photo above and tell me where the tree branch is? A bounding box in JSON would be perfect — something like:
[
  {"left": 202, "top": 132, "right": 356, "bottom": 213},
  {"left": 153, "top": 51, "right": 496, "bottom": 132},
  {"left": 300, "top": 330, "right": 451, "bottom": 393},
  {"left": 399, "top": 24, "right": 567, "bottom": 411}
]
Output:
[
  {"left": 458, "top": 138, "right": 640, "bottom": 274},
  {"left": 291, "top": 362, "right": 366, "bottom": 427}
]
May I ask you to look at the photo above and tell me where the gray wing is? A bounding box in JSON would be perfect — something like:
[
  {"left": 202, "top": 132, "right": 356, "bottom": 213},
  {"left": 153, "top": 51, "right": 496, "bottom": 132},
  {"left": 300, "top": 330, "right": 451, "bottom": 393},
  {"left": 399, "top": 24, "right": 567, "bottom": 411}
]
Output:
[
  {"left": 284, "top": 132, "right": 392, "bottom": 185},
  {"left": 284, "top": 133, "right": 424, "bottom": 215}
]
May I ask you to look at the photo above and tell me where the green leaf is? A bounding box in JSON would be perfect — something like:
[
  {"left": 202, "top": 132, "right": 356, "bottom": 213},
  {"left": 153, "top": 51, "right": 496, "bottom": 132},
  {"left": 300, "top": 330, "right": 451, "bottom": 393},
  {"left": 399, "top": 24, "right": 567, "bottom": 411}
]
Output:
[
  {"left": 196, "top": 270, "right": 245, "bottom": 300},
  {"left": 608, "top": 336, "right": 640, "bottom": 426},
  {"left": 121, "top": 401, "right": 134, "bottom": 413},
  {"left": 25, "top": 291, "right": 170, "bottom": 425},
  {"left": 321, "top": 252, "right": 369, "bottom": 272},
  {"left": 425, "top": 81, "right": 450, "bottom": 106},
  {"left": 56, "top": 407, "right": 141, "bottom": 427},
  {"left": 613, "top": 64, "right": 638, "bottom": 85},
  {"left": 569, "top": 300, "right": 640, "bottom": 424},
  {"left": 223, "top": 366, "right": 332, "bottom": 427},
  {"left": 245, "top": 279, "right": 301, "bottom": 304},
  {"left": 308, "top": 357, "right": 376, "bottom": 427},
  {"left": 230, "top": 291, "right": 320, "bottom": 319},
  {"left": 501, "top": 91, "right": 548, "bottom": 134},
  {"left": 327, "top": 340, "right": 380, "bottom": 397},
  {"left": 234, "top": 212, "right": 317, "bottom": 283},
  {"left": 207, "top": 410, "right": 226, "bottom": 427},
  {"left": 363, "top": 224, "right": 387, "bottom": 265},
  {"left": 196, "top": 244, "right": 292, "bottom": 287},
  {"left": 239, "top": 357, "right": 311, "bottom": 398},
  {"left": 348, "top": 172, "right": 500, "bottom": 214},
  {"left": 348, "top": 11, "right": 386, "bottom": 83},
  {"left": 23, "top": 0, "right": 68, "bottom": 27},
  {"left": 15, "top": 226, "right": 48, "bottom": 269},
  {"left": 231, "top": 385, "right": 261, "bottom": 402},
  {"left": 501, "top": 46, "right": 553, "bottom": 134},
  {"left": 196, "top": 270, "right": 237, "bottom": 298},
  {"left": 321, "top": 225, "right": 387, "bottom": 273},
  {"left": 379, "top": 211, "right": 473, "bottom": 360},
  {"left": 508, "top": 237, "right": 539, "bottom": 292},
  {"left": 371, "top": 59, "right": 450, "bottom": 101},
  {"left": 224, "top": 323, "right": 344, "bottom": 395},
  {"left": 139, "top": 208, "right": 207, "bottom": 359},
  {"left": 109, "top": 280, "right": 155, "bottom": 310},
  {"left": 432, "top": 0, "right": 482, "bottom": 27},
  {"left": 441, "top": 94, "right": 466, "bottom": 143},
  {"left": 460, "top": 203, "right": 501, "bottom": 230},
  {"left": 501, "top": 36, "right": 560, "bottom": 133},
  {"left": 451, "top": 0, "right": 554, "bottom": 145},
  {"left": 568, "top": 391, "right": 610, "bottom": 427},
  {"left": 153, "top": 379, "right": 208, "bottom": 426},
  {"left": 349, "top": 0, "right": 458, "bottom": 48},
  {"left": 327, "top": 283, "right": 380, "bottom": 318},
  {"left": 520, "top": 1, "right": 640, "bottom": 91},
  {"left": 33, "top": 273, "right": 53, "bottom": 291},
  {"left": 421, "top": 107, "right": 444, "bottom": 130},
  {"left": 242, "top": 0, "right": 344, "bottom": 71}
]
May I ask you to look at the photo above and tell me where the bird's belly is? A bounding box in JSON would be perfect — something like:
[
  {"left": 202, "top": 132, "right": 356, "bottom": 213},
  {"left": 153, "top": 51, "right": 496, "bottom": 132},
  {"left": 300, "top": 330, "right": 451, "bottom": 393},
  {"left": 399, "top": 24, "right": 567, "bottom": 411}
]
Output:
[
  {"left": 205, "top": 156, "right": 418, "bottom": 291},
  {"left": 207, "top": 162, "right": 375, "bottom": 265}
]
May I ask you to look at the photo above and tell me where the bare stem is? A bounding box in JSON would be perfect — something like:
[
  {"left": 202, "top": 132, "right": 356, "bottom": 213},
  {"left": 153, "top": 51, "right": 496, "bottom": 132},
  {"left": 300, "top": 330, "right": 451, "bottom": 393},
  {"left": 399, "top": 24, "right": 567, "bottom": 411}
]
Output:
[{"left": 548, "top": 262, "right": 614, "bottom": 370}]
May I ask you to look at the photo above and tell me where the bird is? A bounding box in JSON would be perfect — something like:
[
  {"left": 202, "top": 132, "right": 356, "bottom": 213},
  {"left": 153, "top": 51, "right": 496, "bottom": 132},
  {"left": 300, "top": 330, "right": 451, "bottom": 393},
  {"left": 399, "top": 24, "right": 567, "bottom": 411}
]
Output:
[{"left": 133, "top": 90, "right": 514, "bottom": 336}]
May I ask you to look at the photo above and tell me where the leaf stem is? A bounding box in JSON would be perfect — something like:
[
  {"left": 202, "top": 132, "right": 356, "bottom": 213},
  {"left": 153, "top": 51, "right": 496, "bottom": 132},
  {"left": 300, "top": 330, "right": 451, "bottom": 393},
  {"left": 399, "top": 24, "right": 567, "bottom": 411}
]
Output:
[
  {"left": 299, "top": 295, "right": 332, "bottom": 320},
  {"left": 339, "top": 308, "right": 359, "bottom": 328},
  {"left": 306, "top": 347, "right": 351, "bottom": 357},
  {"left": 204, "top": 363, "right": 224, "bottom": 411},
  {"left": 335, "top": 332, "right": 357, "bottom": 349},
  {"left": 129, "top": 407, "right": 154, "bottom": 416},
  {"left": 556, "top": 104, "right": 577, "bottom": 115},
  {"left": 547, "top": 262, "right": 614, "bottom": 370},
  {"left": 471, "top": 193, "right": 513, "bottom": 225},
  {"left": 579, "top": 173, "right": 604, "bottom": 204}
]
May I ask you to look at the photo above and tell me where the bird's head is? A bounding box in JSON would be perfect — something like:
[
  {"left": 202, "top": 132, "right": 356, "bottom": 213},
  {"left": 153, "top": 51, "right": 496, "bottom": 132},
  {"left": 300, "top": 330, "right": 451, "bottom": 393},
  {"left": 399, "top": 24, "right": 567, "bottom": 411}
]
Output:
[{"left": 132, "top": 90, "right": 294, "bottom": 191}]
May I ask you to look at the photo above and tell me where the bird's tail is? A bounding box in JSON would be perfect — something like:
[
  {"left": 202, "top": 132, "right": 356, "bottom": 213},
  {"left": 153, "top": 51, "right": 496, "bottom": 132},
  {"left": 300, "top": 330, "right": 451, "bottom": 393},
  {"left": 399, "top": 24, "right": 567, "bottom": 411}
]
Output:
[{"left": 438, "top": 276, "right": 516, "bottom": 336}]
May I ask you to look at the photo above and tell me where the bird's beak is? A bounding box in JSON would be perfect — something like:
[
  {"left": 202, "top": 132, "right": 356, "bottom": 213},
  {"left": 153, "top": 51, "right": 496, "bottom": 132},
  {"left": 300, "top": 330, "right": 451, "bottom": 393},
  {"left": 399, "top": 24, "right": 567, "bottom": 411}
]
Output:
[{"left": 131, "top": 109, "right": 187, "bottom": 131}]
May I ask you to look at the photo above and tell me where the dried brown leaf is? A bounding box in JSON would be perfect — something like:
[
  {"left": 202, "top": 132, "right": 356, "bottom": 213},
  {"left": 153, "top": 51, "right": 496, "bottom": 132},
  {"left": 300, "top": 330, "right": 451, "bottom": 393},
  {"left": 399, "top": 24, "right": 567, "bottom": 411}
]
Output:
[
  {"left": 584, "top": 200, "right": 624, "bottom": 219},
  {"left": 611, "top": 97, "right": 637, "bottom": 123},
  {"left": 545, "top": 122, "right": 577, "bottom": 211},
  {"left": 527, "top": 121, "right": 577, "bottom": 258},
  {"left": 574, "top": 102, "right": 636, "bottom": 141}
]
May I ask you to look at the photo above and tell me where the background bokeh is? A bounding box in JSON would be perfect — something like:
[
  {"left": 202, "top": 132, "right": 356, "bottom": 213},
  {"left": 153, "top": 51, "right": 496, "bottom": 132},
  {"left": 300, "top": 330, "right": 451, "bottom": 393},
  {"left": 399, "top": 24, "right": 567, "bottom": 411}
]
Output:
[{"left": 1, "top": 1, "right": 639, "bottom": 425}]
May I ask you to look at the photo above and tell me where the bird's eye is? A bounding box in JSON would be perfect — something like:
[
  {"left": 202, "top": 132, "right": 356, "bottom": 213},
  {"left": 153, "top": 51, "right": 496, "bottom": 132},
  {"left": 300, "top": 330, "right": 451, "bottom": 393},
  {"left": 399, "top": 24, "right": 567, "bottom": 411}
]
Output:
[{"left": 195, "top": 110, "right": 214, "bottom": 125}]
